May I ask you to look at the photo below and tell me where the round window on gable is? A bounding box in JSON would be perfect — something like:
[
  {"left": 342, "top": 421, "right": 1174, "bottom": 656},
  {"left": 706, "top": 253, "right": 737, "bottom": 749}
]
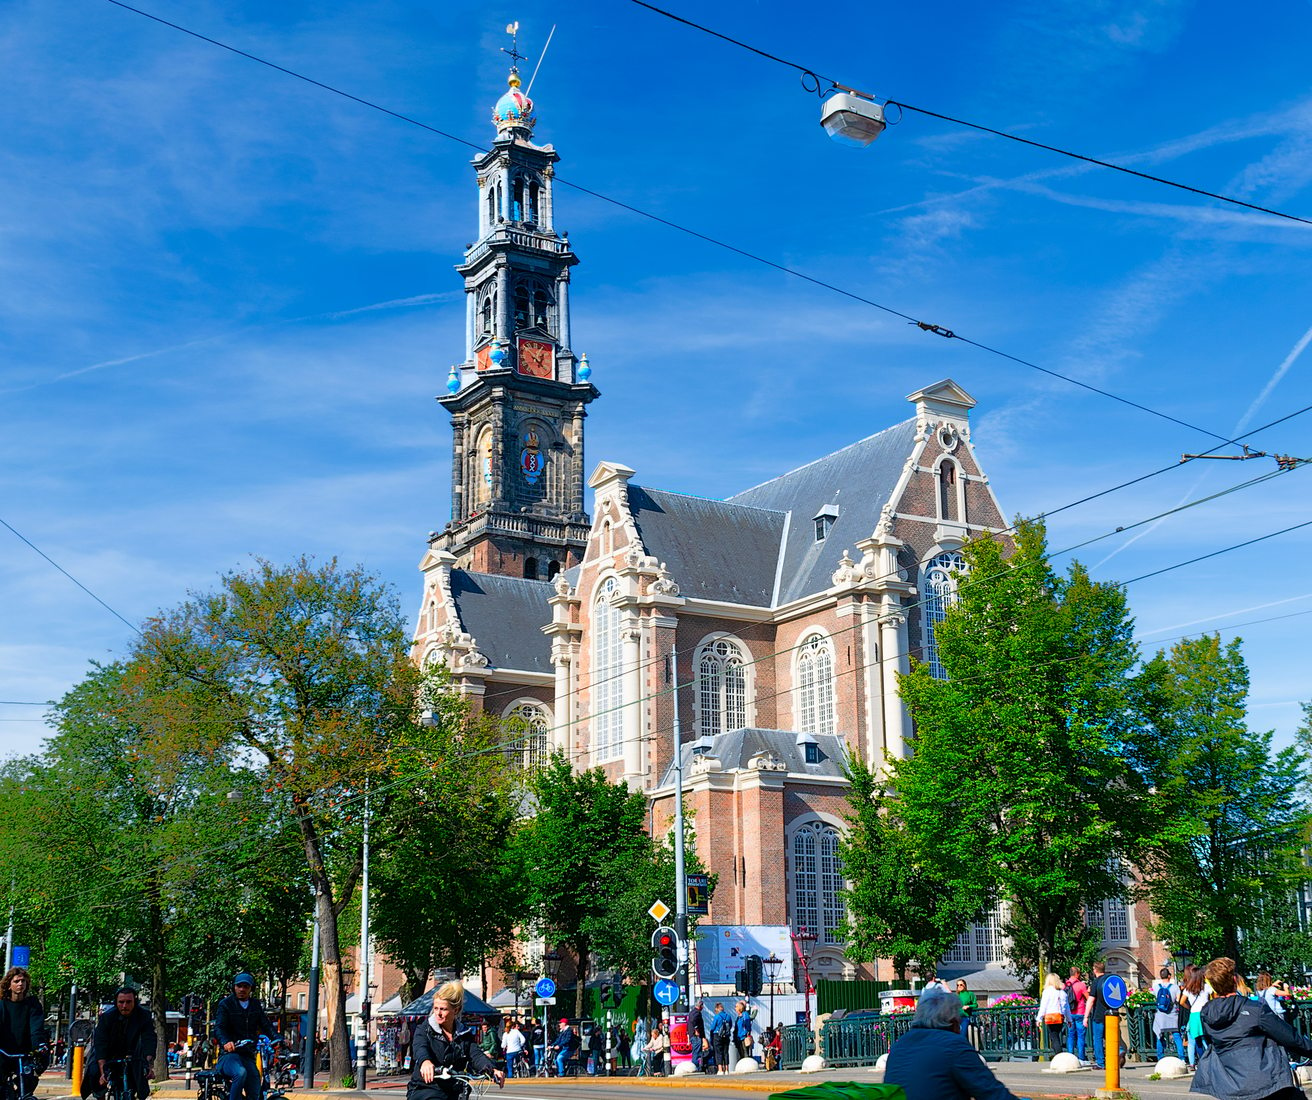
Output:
[{"left": 938, "top": 424, "right": 959, "bottom": 452}]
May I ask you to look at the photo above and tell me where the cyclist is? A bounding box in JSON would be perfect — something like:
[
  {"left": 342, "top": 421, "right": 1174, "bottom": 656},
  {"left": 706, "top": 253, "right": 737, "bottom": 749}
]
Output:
[
  {"left": 214, "top": 973, "right": 277, "bottom": 1100},
  {"left": 407, "top": 982, "right": 504, "bottom": 1100},
  {"left": 0, "top": 966, "right": 49, "bottom": 1098},
  {"left": 82, "top": 988, "right": 156, "bottom": 1100}
]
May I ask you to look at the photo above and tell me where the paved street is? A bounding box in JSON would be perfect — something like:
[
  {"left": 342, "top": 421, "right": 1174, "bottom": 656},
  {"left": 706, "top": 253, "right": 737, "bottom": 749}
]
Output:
[{"left": 32, "top": 1062, "right": 1267, "bottom": 1100}]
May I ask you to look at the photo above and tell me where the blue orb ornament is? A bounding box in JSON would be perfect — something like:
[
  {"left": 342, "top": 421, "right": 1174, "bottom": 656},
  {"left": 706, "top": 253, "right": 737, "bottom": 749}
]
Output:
[
  {"left": 446, "top": 365, "right": 460, "bottom": 394},
  {"left": 489, "top": 343, "right": 508, "bottom": 367},
  {"left": 577, "top": 353, "right": 592, "bottom": 382}
]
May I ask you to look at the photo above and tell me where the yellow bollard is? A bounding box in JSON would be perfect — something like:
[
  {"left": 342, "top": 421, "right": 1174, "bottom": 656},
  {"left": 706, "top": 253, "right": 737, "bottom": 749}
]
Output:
[
  {"left": 72, "top": 1043, "right": 85, "bottom": 1092},
  {"left": 1105, "top": 1014, "right": 1120, "bottom": 1093}
]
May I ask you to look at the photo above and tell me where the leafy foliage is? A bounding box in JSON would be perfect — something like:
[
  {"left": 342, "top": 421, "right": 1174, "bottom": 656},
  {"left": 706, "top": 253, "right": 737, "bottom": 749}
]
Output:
[
  {"left": 1131, "top": 635, "right": 1310, "bottom": 968},
  {"left": 847, "top": 520, "right": 1152, "bottom": 985}
]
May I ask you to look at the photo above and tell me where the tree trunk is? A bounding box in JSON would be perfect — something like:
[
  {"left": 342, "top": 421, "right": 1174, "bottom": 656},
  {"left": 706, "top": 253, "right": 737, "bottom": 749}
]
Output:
[
  {"left": 296, "top": 806, "right": 352, "bottom": 1085},
  {"left": 147, "top": 885, "right": 171, "bottom": 1080},
  {"left": 574, "top": 942, "right": 588, "bottom": 1021}
]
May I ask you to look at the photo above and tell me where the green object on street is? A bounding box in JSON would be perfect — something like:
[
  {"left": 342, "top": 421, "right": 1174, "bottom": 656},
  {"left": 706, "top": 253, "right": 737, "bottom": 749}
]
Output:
[{"left": 770, "top": 1082, "right": 908, "bottom": 1100}]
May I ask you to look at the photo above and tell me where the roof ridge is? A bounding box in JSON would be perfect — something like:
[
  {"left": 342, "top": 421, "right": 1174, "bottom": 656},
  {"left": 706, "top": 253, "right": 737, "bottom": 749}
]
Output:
[
  {"left": 727, "top": 417, "right": 917, "bottom": 499},
  {"left": 455, "top": 569, "right": 553, "bottom": 587},
  {"left": 631, "top": 482, "right": 788, "bottom": 516}
]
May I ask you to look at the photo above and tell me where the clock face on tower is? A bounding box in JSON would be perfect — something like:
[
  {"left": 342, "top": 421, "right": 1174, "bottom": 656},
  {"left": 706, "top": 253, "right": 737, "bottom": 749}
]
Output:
[{"left": 517, "top": 338, "right": 554, "bottom": 379}]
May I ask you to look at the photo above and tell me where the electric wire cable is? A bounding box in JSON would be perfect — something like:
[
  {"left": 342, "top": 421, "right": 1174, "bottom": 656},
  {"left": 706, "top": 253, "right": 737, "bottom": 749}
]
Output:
[
  {"left": 101, "top": 0, "right": 1250, "bottom": 446},
  {"left": 626, "top": 0, "right": 1312, "bottom": 229},
  {"left": 27, "top": 588, "right": 1312, "bottom": 917}
]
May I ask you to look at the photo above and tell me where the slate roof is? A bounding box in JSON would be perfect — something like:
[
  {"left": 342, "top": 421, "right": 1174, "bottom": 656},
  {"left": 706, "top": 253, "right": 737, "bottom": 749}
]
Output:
[
  {"left": 727, "top": 418, "right": 919, "bottom": 604},
  {"left": 626, "top": 485, "right": 786, "bottom": 605},
  {"left": 449, "top": 569, "right": 553, "bottom": 672},
  {"left": 657, "top": 728, "right": 848, "bottom": 787}
]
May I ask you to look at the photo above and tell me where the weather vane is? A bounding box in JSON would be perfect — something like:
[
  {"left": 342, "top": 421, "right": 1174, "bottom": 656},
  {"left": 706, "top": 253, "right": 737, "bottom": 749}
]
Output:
[{"left": 501, "top": 21, "right": 527, "bottom": 72}]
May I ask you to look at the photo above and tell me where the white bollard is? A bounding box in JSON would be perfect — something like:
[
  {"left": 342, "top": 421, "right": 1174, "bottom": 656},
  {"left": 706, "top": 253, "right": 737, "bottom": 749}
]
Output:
[
  {"left": 1046, "top": 1052, "right": 1083, "bottom": 1074},
  {"left": 800, "top": 1054, "right": 828, "bottom": 1073},
  {"left": 732, "top": 1058, "right": 760, "bottom": 1074}
]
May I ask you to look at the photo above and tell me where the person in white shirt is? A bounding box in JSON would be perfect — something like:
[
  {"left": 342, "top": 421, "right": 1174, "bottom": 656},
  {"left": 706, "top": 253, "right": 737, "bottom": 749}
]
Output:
[
  {"left": 1036, "top": 973, "right": 1069, "bottom": 1053},
  {"left": 500, "top": 1021, "right": 527, "bottom": 1079},
  {"left": 1150, "top": 967, "right": 1185, "bottom": 1061}
]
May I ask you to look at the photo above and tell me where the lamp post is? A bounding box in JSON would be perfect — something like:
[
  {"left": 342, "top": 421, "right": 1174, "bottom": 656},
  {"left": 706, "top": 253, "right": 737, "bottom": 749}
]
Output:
[{"left": 764, "top": 954, "right": 782, "bottom": 1032}]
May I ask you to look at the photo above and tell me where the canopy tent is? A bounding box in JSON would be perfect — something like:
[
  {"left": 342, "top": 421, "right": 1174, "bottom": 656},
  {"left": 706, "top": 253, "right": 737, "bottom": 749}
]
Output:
[
  {"left": 399, "top": 987, "right": 499, "bottom": 1019},
  {"left": 346, "top": 991, "right": 409, "bottom": 1016}
]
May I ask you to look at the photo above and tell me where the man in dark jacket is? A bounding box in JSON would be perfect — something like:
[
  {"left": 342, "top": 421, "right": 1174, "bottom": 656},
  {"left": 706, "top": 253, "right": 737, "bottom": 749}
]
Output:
[
  {"left": 213, "top": 974, "right": 277, "bottom": 1100},
  {"left": 885, "top": 988, "right": 1023, "bottom": 1100},
  {"left": 83, "top": 988, "right": 156, "bottom": 1100},
  {"left": 1192, "top": 956, "right": 1312, "bottom": 1100}
]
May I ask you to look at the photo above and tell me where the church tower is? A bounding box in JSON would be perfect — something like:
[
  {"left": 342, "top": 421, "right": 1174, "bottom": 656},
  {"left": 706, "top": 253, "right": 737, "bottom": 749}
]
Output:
[{"left": 430, "top": 59, "right": 598, "bottom": 581}]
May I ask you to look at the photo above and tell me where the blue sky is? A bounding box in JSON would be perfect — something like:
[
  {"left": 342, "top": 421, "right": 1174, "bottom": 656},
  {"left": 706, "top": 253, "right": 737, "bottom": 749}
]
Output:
[{"left": 3, "top": 0, "right": 1311, "bottom": 758}]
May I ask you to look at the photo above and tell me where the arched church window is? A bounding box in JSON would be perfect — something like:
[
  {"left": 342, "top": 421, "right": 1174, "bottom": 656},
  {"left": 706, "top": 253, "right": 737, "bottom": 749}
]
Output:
[
  {"left": 472, "top": 427, "right": 493, "bottom": 508},
  {"left": 511, "top": 173, "right": 525, "bottom": 221},
  {"left": 796, "top": 633, "right": 835, "bottom": 736},
  {"left": 527, "top": 179, "right": 540, "bottom": 224},
  {"left": 495, "top": 180, "right": 504, "bottom": 220},
  {"left": 923, "top": 551, "right": 968, "bottom": 678},
  {"left": 547, "top": 560, "right": 562, "bottom": 581},
  {"left": 504, "top": 700, "right": 552, "bottom": 770},
  {"left": 592, "top": 577, "right": 624, "bottom": 763},
  {"left": 481, "top": 291, "right": 494, "bottom": 337},
  {"left": 792, "top": 820, "right": 846, "bottom": 946},
  {"left": 937, "top": 459, "right": 959, "bottom": 522},
  {"left": 696, "top": 636, "right": 748, "bottom": 737},
  {"left": 524, "top": 557, "right": 538, "bottom": 580},
  {"left": 485, "top": 187, "right": 494, "bottom": 230}
]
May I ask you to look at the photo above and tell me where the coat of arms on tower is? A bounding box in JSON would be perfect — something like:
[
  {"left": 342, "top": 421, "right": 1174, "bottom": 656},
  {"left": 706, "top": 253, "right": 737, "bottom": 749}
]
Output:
[{"left": 520, "top": 428, "right": 543, "bottom": 485}]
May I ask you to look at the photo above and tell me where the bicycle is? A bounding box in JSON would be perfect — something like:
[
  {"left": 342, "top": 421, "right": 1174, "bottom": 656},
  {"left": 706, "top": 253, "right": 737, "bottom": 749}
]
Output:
[
  {"left": 197, "top": 1037, "right": 285, "bottom": 1100},
  {"left": 102, "top": 1057, "right": 139, "bottom": 1100},
  {"left": 0, "top": 1047, "right": 48, "bottom": 1100},
  {"left": 433, "top": 1068, "right": 492, "bottom": 1100}
]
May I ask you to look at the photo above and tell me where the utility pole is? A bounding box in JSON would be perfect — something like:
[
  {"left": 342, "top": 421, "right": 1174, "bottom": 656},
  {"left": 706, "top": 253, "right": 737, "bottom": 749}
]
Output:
[
  {"left": 669, "top": 651, "right": 690, "bottom": 1009},
  {"left": 355, "top": 792, "right": 371, "bottom": 1089}
]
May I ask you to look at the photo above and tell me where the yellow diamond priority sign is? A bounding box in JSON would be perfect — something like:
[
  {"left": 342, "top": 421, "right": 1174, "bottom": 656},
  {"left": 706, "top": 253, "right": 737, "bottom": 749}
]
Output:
[{"left": 648, "top": 899, "right": 671, "bottom": 923}]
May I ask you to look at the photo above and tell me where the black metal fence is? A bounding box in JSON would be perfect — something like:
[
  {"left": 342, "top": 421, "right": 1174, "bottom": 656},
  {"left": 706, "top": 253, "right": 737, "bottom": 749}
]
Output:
[{"left": 780, "top": 1000, "right": 1312, "bottom": 1070}]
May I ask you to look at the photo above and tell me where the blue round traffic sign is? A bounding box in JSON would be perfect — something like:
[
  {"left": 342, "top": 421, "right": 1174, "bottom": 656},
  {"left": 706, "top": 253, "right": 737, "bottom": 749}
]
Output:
[
  {"left": 653, "top": 979, "right": 680, "bottom": 1007},
  {"left": 535, "top": 977, "right": 557, "bottom": 999},
  {"left": 1102, "top": 974, "right": 1128, "bottom": 1010}
]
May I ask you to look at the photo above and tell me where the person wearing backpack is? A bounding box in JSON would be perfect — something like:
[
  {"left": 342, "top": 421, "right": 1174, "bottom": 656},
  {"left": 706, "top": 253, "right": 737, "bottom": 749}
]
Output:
[
  {"left": 1152, "top": 967, "right": 1186, "bottom": 1061},
  {"left": 708, "top": 1002, "right": 733, "bottom": 1076},
  {"left": 1064, "top": 968, "right": 1088, "bottom": 1062}
]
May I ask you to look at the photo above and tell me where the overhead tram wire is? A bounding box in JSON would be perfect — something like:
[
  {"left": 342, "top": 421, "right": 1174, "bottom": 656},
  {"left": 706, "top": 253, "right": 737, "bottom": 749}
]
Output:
[
  {"left": 40, "top": 576, "right": 1312, "bottom": 920},
  {"left": 626, "top": 0, "right": 1312, "bottom": 229},
  {"left": 4, "top": 403, "right": 1309, "bottom": 729},
  {"left": 106, "top": 0, "right": 1248, "bottom": 448}
]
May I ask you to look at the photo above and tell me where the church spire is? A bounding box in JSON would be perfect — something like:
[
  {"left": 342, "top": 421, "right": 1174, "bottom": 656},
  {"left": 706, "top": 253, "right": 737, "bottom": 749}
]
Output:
[{"left": 428, "top": 27, "right": 598, "bottom": 582}]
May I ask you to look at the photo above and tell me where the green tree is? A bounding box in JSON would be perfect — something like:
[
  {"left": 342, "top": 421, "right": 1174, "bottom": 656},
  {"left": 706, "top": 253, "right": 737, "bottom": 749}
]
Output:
[
  {"left": 885, "top": 520, "right": 1151, "bottom": 985},
  {"left": 840, "top": 758, "right": 987, "bottom": 979},
  {"left": 513, "top": 756, "right": 705, "bottom": 1018},
  {"left": 1131, "top": 635, "right": 1309, "bottom": 967},
  {"left": 369, "top": 684, "right": 524, "bottom": 1002},
  {"left": 132, "top": 556, "right": 430, "bottom": 1084}
]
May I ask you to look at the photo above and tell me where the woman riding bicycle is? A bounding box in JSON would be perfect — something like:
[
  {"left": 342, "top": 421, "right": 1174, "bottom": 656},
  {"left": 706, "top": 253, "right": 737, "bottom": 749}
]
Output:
[
  {"left": 407, "top": 983, "right": 504, "bottom": 1100},
  {"left": 0, "top": 966, "right": 49, "bottom": 1099}
]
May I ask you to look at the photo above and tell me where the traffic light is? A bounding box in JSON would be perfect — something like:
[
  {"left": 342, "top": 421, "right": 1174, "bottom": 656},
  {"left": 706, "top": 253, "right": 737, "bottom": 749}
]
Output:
[
  {"left": 651, "top": 926, "right": 678, "bottom": 980},
  {"left": 734, "top": 969, "right": 747, "bottom": 995},
  {"left": 745, "top": 954, "right": 764, "bottom": 996},
  {"left": 599, "top": 983, "right": 611, "bottom": 1007}
]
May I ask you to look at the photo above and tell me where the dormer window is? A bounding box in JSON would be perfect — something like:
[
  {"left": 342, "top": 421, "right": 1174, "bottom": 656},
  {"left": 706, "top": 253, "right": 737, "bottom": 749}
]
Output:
[
  {"left": 804, "top": 742, "right": 820, "bottom": 764},
  {"left": 814, "top": 504, "right": 840, "bottom": 542}
]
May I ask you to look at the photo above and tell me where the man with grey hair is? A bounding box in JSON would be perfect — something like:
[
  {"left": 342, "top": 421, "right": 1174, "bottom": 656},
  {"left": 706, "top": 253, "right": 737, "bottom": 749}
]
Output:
[{"left": 884, "top": 989, "right": 1025, "bottom": 1100}]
